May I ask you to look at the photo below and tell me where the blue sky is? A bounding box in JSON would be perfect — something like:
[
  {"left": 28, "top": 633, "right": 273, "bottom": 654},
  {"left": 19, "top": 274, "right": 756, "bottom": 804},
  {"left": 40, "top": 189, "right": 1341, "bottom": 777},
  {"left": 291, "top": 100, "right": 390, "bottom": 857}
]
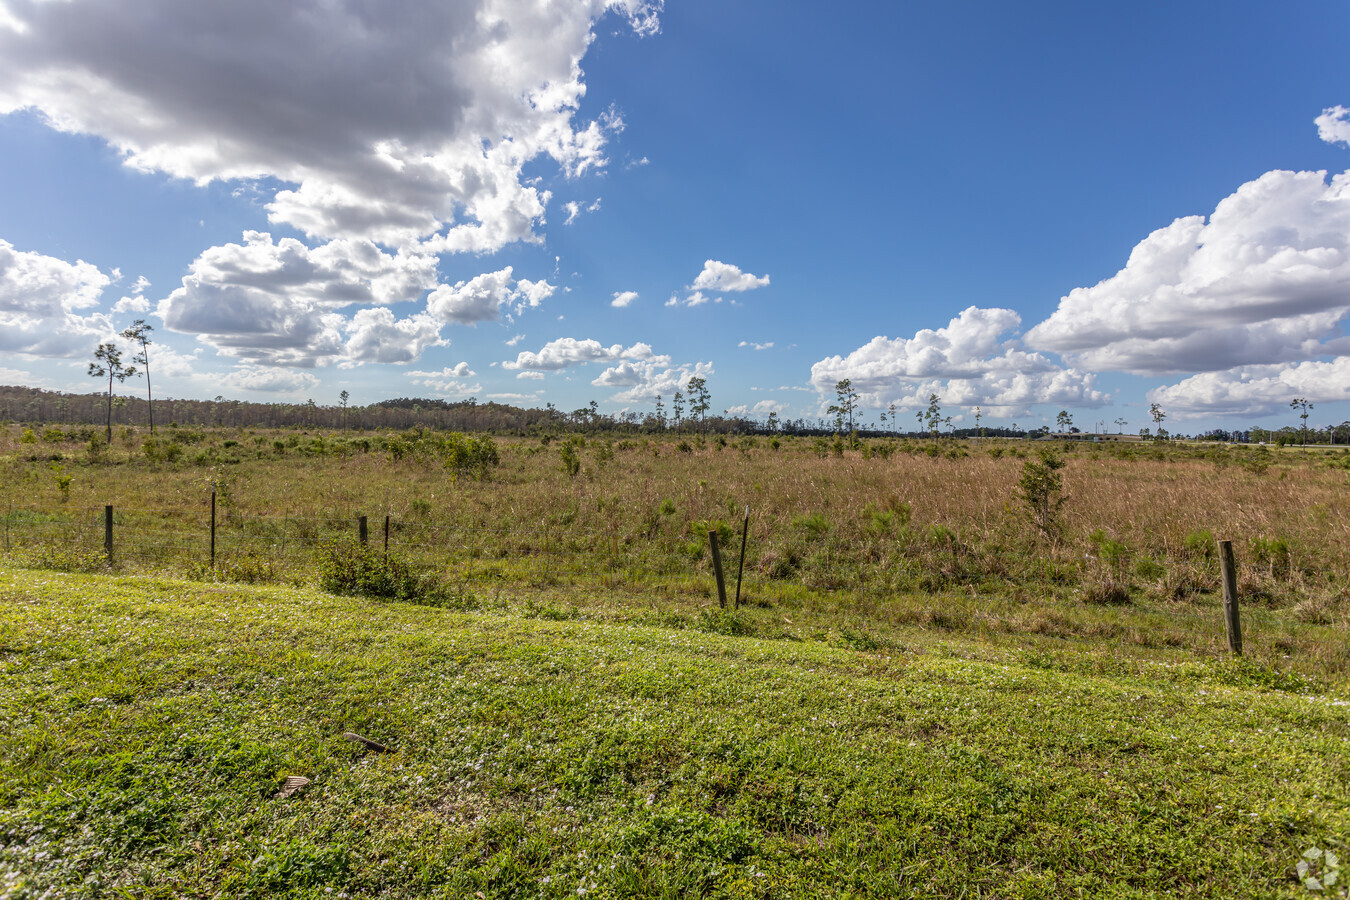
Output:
[{"left": 1, "top": 0, "right": 1348, "bottom": 434}]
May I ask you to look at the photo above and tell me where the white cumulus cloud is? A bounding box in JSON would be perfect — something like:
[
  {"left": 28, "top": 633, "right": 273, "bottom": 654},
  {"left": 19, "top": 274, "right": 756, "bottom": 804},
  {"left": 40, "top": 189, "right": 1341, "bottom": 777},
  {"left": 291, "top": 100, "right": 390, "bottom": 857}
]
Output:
[
  {"left": 810, "top": 306, "right": 1105, "bottom": 415},
  {"left": 425, "top": 267, "right": 555, "bottom": 325},
  {"left": 502, "top": 337, "right": 656, "bottom": 372},
  {"left": 1150, "top": 357, "right": 1350, "bottom": 418},
  {"left": 0, "top": 0, "right": 661, "bottom": 251},
  {"left": 0, "top": 238, "right": 112, "bottom": 356},
  {"left": 594, "top": 359, "right": 713, "bottom": 404},
  {"left": 343, "top": 308, "right": 445, "bottom": 365},
  {"left": 221, "top": 365, "right": 319, "bottom": 394},
  {"left": 407, "top": 365, "right": 481, "bottom": 396},
  {"left": 158, "top": 231, "right": 443, "bottom": 366},
  {"left": 691, "top": 259, "right": 769, "bottom": 292},
  {"left": 666, "top": 260, "right": 769, "bottom": 307},
  {"left": 1316, "top": 105, "right": 1350, "bottom": 147},
  {"left": 611, "top": 290, "right": 638, "bottom": 308},
  {"left": 1025, "top": 168, "right": 1350, "bottom": 374}
]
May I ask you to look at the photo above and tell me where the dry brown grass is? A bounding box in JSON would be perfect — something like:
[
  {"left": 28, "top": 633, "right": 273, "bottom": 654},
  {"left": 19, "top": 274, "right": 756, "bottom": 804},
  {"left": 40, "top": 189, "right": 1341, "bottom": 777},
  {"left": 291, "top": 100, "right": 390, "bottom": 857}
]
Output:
[{"left": 3, "top": 425, "right": 1348, "bottom": 683}]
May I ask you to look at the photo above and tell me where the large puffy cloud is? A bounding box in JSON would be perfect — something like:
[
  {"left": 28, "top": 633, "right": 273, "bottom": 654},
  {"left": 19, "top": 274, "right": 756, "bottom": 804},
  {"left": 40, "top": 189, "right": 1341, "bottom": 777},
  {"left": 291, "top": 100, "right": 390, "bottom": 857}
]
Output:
[
  {"left": 158, "top": 231, "right": 444, "bottom": 366},
  {"left": 502, "top": 337, "right": 656, "bottom": 372},
  {"left": 425, "top": 267, "right": 555, "bottom": 325},
  {"left": 1149, "top": 357, "right": 1350, "bottom": 418},
  {"left": 0, "top": 0, "right": 660, "bottom": 249},
  {"left": 810, "top": 306, "right": 1104, "bottom": 415},
  {"left": 343, "top": 309, "right": 445, "bottom": 365},
  {"left": 0, "top": 238, "right": 112, "bottom": 356},
  {"left": 1025, "top": 168, "right": 1350, "bottom": 374}
]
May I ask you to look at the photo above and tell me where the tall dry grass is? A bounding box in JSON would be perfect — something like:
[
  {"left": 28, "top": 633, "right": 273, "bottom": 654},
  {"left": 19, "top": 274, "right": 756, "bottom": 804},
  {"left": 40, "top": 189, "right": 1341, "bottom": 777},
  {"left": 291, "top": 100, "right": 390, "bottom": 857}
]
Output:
[{"left": 2, "top": 425, "right": 1347, "bottom": 680}]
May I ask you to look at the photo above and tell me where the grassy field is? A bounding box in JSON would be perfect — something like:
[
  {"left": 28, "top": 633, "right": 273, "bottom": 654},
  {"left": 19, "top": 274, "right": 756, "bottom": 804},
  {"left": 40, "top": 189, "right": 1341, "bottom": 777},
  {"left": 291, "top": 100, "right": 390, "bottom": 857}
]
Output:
[
  {"left": 1, "top": 425, "right": 1348, "bottom": 896},
  {"left": 1, "top": 566, "right": 1346, "bottom": 899},
  {"left": 2, "top": 424, "right": 1348, "bottom": 683}
]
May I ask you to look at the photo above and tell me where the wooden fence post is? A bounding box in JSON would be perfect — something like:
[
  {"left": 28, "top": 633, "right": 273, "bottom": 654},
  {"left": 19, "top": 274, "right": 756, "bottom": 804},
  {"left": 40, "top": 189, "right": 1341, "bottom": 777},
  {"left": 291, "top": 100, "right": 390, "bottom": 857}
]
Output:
[
  {"left": 358, "top": 515, "right": 368, "bottom": 546},
  {"left": 383, "top": 515, "right": 390, "bottom": 557},
  {"left": 709, "top": 530, "right": 728, "bottom": 609},
  {"left": 1218, "top": 539, "right": 1242, "bottom": 655},
  {"left": 210, "top": 489, "right": 217, "bottom": 570},
  {"left": 104, "top": 504, "right": 114, "bottom": 562},
  {"left": 735, "top": 507, "right": 749, "bottom": 610}
]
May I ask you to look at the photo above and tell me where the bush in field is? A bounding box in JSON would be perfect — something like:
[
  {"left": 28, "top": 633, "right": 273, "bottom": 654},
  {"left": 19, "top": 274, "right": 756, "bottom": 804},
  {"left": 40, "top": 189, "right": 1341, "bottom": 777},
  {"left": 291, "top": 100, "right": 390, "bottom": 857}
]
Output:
[
  {"left": 559, "top": 441, "right": 581, "bottom": 477},
  {"left": 439, "top": 432, "right": 499, "bottom": 480},
  {"left": 380, "top": 428, "right": 499, "bottom": 479},
  {"left": 48, "top": 462, "right": 73, "bottom": 501},
  {"left": 1017, "top": 450, "right": 1066, "bottom": 539},
  {"left": 19, "top": 546, "right": 107, "bottom": 573},
  {"left": 1251, "top": 535, "right": 1291, "bottom": 579},
  {"left": 142, "top": 436, "right": 183, "bottom": 463},
  {"left": 316, "top": 540, "right": 466, "bottom": 608}
]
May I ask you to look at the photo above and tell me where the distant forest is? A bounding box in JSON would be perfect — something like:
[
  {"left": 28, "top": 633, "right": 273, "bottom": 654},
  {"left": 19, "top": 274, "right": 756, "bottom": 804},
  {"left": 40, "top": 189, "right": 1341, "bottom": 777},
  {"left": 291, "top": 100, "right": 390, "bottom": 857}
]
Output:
[
  {"left": 0, "top": 384, "right": 858, "bottom": 436},
  {"left": 4, "top": 384, "right": 1346, "bottom": 444}
]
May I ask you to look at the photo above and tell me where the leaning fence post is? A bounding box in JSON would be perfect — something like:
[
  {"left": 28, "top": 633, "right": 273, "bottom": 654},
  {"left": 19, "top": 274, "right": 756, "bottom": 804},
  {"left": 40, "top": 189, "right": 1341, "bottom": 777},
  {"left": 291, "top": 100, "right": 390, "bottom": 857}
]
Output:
[
  {"left": 210, "top": 489, "right": 217, "bottom": 570},
  {"left": 1218, "top": 539, "right": 1243, "bottom": 655},
  {"left": 709, "top": 529, "right": 727, "bottom": 609},
  {"left": 104, "top": 504, "right": 114, "bottom": 563},
  {"left": 358, "top": 515, "right": 368, "bottom": 546},
  {"left": 735, "top": 507, "right": 749, "bottom": 609}
]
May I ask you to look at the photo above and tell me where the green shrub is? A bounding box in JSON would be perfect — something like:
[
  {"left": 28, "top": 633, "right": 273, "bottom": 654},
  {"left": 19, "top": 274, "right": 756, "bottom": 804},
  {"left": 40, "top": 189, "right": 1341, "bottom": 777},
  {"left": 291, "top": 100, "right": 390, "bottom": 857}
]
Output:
[
  {"left": 792, "top": 513, "right": 830, "bottom": 541},
  {"left": 1017, "top": 450, "right": 1065, "bottom": 538},
  {"left": 691, "top": 519, "right": 736, "bottom": 548},
  {"left": 559, "top": 442, "right": 581, "bottom": 477},
  {"left": 215, "top": 552, "right": 276, "bottom": 584},
  {"left": 1182, "top": 529, "right": 1215, "bottom": 559},
  {"left": 17, "top": 546, "right": 108, "bottom": 573},
  {"left": 143, "top": 436, "right": 184, "bottom": 463},
  {"left": 439, "top": 432, "right": 499, "bottom": 480},
  {"left": 1134, "top": 557, "right": 1165, "bottom": 580},
  {"left": 315, "top": 541, "right": 467, "bottom": 608},
  {"left": 48, "top": 462, "right": 73, "bottom": 501},
  {"left": 1250, "top": 536, "right": 1291, "bottom": 579}
]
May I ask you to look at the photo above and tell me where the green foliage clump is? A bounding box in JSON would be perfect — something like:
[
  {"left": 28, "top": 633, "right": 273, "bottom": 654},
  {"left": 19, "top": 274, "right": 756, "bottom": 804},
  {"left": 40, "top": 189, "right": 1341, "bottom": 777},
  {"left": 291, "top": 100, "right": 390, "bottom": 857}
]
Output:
[
  {"left": 559, "top": 441, "right": 581, "bottom": 477},
  {"left": 142, "top": 436, "right": 183, "bottom": 463},
  {"left": 48, "top": 462, "right": 73, "bottom": 501},
  {"left": 380, "top": 428, "right": 499, "bottom": 479},
  {"left": 17, "top": 546, "right": 107, "bottom": 573},
  {"left": 691, "top": 519, "right": 736, "bottom": 548},
  {"left": 792, "top": 513, "right": 830, "bottom": 541},
  {"left": 1182, "top": 528, "right": 1216, "bottom": 559},
  {"left": 316, "top": 540, "right": 467, "bottom": 608},
  {"left": 1250, "top": 535, "right": 1291, "bottom": 579},
  {"left": 438, "top": 432, "right": 499, "bottom": 480},
  {"left": 1016, "top": 450, "right": 1066, "bottom": 538}
]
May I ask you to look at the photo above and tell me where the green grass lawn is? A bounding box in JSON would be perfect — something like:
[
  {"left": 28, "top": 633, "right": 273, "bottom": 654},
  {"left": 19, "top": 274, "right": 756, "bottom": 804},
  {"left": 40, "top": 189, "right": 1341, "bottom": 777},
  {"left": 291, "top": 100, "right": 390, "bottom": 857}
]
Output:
[{"left": 1, "top": 566, "right": 1346, "bottom": 898}]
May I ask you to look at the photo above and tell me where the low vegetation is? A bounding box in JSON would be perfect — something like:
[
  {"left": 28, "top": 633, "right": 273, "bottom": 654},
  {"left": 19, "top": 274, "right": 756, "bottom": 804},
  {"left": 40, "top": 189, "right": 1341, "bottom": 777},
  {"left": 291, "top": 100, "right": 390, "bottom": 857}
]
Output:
[
  {"left": 1, "top": 568, "right": 1346, "bottom": 898},
  {"left": 0, "top": 422, "right": 1347, "bottom": 895}
]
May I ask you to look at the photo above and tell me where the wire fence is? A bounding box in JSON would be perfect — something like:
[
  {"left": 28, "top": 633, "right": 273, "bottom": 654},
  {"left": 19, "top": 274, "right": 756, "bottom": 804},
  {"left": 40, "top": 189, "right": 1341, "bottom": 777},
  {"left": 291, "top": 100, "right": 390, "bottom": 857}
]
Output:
[
  {"left": 2, "top": 498, "right": 1264, "bottom": 614},
  {"left": 0, "top": 503, "right": 756, "bottom": 604}
]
